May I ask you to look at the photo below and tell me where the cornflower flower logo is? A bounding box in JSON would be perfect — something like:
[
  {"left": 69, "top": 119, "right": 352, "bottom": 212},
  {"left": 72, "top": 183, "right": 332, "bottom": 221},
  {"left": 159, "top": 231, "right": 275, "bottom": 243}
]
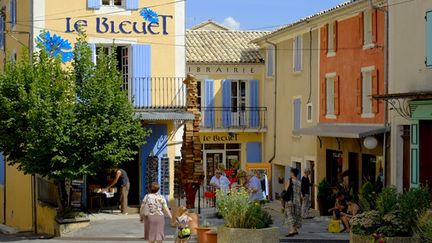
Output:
[
  {"left": 36, "top": 31, "right": 73, "bottom": 62},
  {"left": 140, "top": 7, "right": 159, "bottom": 24}
]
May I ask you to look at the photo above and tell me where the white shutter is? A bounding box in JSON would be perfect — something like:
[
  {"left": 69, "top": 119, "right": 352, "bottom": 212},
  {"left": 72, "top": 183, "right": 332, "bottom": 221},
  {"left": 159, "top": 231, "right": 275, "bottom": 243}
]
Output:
[
  {"left": 363, "top": 10, "right": 372, "bottom": 45},
  {"left": 326, "top": 77, "right": 335, "bottom": 115},
  {"left": 362, "top": 71, "right": 372, "bottom": 114},
  {"left": 328, "top": 22, "right": 334, "bottom": 52}
]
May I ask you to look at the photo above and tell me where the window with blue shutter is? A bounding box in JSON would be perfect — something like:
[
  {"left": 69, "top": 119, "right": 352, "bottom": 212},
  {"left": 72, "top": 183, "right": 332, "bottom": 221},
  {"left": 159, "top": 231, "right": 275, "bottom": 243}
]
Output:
[
  {"left": 222, "top": 80, "right": 232, "bottom": 128},
  {"left": 294, "top": 36, "right": 302, "bottom": 72},
  {"left": 249, "top": 80, "right": 259, "bottom": 128},
  {"left": 10, "top": 0, "right": 16, "bottom": 28},
  {"left": 88, "top": 0, "right": 101, "bottom": 9},
  {"left": 0, "top": 16, "right": 4, "bottom": 49},
  {"left": 131, "top": 44, "right": 151, "bottom": 108},
  {"left": 247, "top": 142, "right": 261, "bottom": 163},
  {"left": 266, "top": 46, "right": 274, "bottom": 77},
  {"left": 426, "top": 11, "right": 432, "bottom": 67},
  {"left": 204, "top": 80, "right": 214, "bottom": 128},
  {"left": 126, "top": 0, "right": 139, "bottom": 10},
  {"left": 293, "top": 98, "right": 301, "bottom": 131},
  {"left": 0, "top": 152, "right": 4, "bottom": 185}
]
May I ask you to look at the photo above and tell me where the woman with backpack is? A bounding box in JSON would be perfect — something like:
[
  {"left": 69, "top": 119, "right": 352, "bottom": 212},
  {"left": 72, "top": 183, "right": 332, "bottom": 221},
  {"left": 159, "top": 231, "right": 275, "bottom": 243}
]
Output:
[{"left": 282, "top": 168, "right": 302, "bottom": 237}]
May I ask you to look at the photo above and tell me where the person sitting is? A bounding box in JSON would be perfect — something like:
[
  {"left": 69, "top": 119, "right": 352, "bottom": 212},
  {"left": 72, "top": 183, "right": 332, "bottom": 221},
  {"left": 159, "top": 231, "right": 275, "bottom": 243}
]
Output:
[
  {"left": 328, "top": 192, "right": 347, "bottom": 220},
  {"left": 340, "top": 196, "right": 360, "bottom": 233}
]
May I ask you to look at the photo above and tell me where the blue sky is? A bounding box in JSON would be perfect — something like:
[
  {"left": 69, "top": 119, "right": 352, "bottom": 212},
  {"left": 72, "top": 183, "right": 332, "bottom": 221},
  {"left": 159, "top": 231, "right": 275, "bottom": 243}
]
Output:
[{"left": 186, "top": 0, "right": 348, "bottom": 30}]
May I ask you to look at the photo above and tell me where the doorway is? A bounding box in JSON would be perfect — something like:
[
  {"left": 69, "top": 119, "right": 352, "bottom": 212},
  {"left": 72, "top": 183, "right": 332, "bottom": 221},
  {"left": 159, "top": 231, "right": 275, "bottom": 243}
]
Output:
[
  {"left": 326, "top": 150, "right": 343, "bottom": 186},
  {"left": 362, "top": 154, "right": 377, "bottom": 183},
  {"left": 307, "top": 161, "right": 316, "bottom": 208},
  {"left": 203, "top": 150, "right": 225, "bottom": 186},
  {"left": 121, "top": 154, "right": 140, "bottom": 205},
  {"left": 419, "top": 120, "right": 432, "bottom": 190}
]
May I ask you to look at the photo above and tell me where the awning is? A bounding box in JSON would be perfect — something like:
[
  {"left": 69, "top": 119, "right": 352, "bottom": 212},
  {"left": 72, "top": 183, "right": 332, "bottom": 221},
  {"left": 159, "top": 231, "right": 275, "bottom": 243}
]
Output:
[
  {"left": 135, "top": 111, "right": 195, "bottom": 121},
  {"left": 293, "top": 124, "right": 388, "bottom": 138}
]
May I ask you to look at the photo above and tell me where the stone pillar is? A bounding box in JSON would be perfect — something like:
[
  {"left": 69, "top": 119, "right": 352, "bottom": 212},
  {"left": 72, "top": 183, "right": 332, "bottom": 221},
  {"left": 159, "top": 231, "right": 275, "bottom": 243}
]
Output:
[{"left": 180, "top": 74, "right": 204, "bottom": 209}]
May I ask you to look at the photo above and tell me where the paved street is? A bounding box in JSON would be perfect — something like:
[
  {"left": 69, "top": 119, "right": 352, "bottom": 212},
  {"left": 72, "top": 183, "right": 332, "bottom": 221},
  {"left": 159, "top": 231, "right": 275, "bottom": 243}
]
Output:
[{"left": 0, "top": 201, "right": 349, "bottom": 242}]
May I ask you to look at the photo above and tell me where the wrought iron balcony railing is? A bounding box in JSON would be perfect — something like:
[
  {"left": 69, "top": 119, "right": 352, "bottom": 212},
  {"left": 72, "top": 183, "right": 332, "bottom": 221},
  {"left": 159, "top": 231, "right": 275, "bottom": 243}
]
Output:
[
  {"left": 200, "top": 107, "right": 267, "bottom": 130},
  {"left": 124, "top": 77, "right": 187, "bottom": 110}
]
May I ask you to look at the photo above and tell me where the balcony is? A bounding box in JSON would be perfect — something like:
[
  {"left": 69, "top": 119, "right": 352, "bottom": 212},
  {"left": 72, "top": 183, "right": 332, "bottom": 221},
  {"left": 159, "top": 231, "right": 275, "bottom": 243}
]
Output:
[
  {"left": 125, "top": 77, "right": 187, "bottom": 111},
  {"left": 200, "top": 107, "right": 267, "bottom": 131}
]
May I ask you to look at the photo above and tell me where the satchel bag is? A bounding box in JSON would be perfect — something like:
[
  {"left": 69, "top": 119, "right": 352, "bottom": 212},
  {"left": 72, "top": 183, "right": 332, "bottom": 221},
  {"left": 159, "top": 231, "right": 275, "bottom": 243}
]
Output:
[{"left": 140, "top": 196, "right": 150, "bottom": 217}]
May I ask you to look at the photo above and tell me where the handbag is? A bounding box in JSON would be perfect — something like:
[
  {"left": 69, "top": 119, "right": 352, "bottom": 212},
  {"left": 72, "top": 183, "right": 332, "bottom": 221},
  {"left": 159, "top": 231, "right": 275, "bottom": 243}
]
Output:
[{"left": 140, "top": 196, "right": 150, "bottom": 217}]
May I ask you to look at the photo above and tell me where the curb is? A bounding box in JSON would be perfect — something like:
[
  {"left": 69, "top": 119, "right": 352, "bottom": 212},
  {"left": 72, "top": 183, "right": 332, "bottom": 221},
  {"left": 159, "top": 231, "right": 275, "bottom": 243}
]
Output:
[{"left": 0, "top": 224, "right": 19, "bottom": 234}]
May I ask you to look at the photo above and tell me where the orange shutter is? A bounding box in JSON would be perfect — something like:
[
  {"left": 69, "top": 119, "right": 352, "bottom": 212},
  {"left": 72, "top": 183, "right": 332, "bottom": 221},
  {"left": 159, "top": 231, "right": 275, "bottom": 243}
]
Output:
[
  {"left": 334, "top": 76, "right": 340, "bottom": 115},
  {"left": 372, "top": 69, "right": 379, "bottom": 113},
  {"left": 357, "top": 74, "right": 362, "bottom": 114},
  {"left": 321, "top": 79, "right": 327, "bottom": 116},
  {"left": 372, "top": 9, "right": 378, "bottom": 44},
  {"left": 358, "top": 12, "right": 364, "bottom": 46},
  {"left": 323, "top": 24, "right": 328, "bottom": 54},
  {"left": 333, "top": 21, "right": 338, "bottom": 52}
]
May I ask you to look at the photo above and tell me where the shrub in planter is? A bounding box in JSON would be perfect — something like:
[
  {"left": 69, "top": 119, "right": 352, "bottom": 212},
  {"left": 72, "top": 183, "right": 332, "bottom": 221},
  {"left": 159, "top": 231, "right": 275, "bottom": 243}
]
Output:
[
  {"left": 416, "top": 211, "right": 432, "bottom": 242},
  {"left": 317, "top": 178, "right": 331, "bottom": 216}
]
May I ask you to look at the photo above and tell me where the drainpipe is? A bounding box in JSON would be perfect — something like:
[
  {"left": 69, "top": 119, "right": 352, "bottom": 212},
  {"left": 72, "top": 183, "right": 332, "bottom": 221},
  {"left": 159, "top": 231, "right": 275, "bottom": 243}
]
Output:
[{"left": 266, "top": 40, "right": 277, "bottom": 163}]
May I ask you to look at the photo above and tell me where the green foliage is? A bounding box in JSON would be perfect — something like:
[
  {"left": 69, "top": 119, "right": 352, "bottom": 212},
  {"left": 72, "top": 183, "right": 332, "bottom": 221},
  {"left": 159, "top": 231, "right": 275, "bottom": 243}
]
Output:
[
  {"left": 416, "top": 211, "right": 432, "bottom": 242},
  {"left": 216, "top": 189, "right": 273, "bottom": 229},
  {"left": 351, "top": 186, "right": 432, "bottom": 237},
  {"left": 57, "top": 207, "right": 86, "bottom": 219},
  {"left": 359, "top": 181, "right": 377, "bottom": 211},
  {"left": 0, "top": 31, "right": 149, "bottom": 182},
  {"left": 376, "top": 187, "right": 398, "bottom": 215},
  {"left": 317, "top": 178, "right": 331, "bottom": 198}
]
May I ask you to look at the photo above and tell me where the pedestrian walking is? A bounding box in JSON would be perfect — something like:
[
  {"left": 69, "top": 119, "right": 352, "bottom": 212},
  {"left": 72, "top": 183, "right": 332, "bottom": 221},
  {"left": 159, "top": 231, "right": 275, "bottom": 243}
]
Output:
[
  {"left": 140, "top": 182, "right": 172, "bottom": 243},
  {"left": 284, "top": 168, "right": 302, "bottom": 237},
  {"left": 209, "top": 170, "right": 230, "bottom": 193},
  {"left": 301, "top": 168, "right": 312, "bottom": 219},
  {"left": 175, "top": 206, "right": 192, "bottom": 243},
  {"left": 105, "top": 167, "right": 130, "bottom": 214}
]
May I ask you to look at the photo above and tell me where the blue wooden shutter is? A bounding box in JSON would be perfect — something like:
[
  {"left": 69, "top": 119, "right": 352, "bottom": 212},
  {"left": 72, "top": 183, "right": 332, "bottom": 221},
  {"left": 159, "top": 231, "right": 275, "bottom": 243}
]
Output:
[
  {"left": 426, "top": 11, "right": 432, "bottom": 67},
  {"left": 294, "top": 36, "right": 302, "bottom": 72},
  {"left": 90, "top": 43, "right": 97, "bottom": 64},
  {"left": 293, "top": 98, "right": 301, "bottom": 131},
  {"left": 0, "top": 16, "right": 4, "bottom": 49},
  {"left": 0, "top": 152, "right": 4, "bottom": 185},
  {"left": 247, "top": 142, "right": 261, "bottom": 163},
  {"left": 410, "top": 120, "right": 420, "bottom": 188},
  {"left": 222, "top": 80, "right": 232, "bottom": 128},
  {"left": 204, "top": 80, "right": 214, "bottom": 128},
  {"left": 267, "top": 47, "right": 274, "bottom": 76},
  {"left": 126, "top": 0, "right": 139, "bottom": 10},
  {"left": 10, "top": 0, "right": 16, "bottom": 27},
  {"left": 87, "top": 0, "right": 101, "bottom": 9},
  {"left": 249, "top": 80, "right": 259, "bottom": 128},
  {"left": 131, "top": 44, "right": 151, "bottom": 108}
]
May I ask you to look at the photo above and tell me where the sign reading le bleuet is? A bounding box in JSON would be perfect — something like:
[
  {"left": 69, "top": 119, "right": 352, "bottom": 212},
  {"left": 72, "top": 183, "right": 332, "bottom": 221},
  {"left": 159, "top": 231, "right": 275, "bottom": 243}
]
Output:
[{"left": 65, "top": 16, "right": 173, "bottom": 35}]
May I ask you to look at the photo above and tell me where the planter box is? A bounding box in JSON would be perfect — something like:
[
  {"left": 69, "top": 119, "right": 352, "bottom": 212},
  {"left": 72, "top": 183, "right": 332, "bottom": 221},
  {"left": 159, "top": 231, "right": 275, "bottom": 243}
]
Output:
[
  {"left": 351, "top": 233, "right": 421, "bottom": 243},
  {"left": 55, "top": 217, "right": 90, "bottom": 236},
  {"left": 217, "top": 226, "right": 279, "bottom": 243}
]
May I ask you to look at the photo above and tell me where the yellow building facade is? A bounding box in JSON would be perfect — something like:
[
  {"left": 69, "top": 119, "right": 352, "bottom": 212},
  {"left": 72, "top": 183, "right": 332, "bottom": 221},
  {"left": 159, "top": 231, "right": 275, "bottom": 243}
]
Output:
[
  {"left": 0, "top": 0, "right": 186, "bottom": 233},
  {"left": 187, "top": 22, "right": 271, "bottom": 196}
]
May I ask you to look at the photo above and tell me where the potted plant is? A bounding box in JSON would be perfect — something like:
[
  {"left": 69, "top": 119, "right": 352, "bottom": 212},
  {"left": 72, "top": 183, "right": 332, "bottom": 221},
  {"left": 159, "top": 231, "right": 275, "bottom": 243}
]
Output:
[
  {"left": 350, "top": 186, "right": 431, "bottom": 243},
  {"left": 317, "top": 178, "right": 331, "bottom": 216},
  {"left": 196, "top": 220, "right": 212, "bottom": 243},
  {"left": 216, "top": 189, "right": 278, "bottom": 243},
  {"left": 205, "top": 230, "right": 218, "bottom": 243}
]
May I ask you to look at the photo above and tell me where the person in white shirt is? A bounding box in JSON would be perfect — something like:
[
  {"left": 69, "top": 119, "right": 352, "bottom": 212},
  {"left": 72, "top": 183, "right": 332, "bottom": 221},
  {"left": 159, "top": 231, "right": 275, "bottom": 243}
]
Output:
[{"left": 209, "top": 170, "right": 230, "bottom": 193}]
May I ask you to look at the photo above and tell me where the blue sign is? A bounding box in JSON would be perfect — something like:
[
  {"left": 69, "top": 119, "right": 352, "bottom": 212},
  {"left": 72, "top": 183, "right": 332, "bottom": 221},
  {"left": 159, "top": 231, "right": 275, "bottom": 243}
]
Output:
[{"left": 65, "top": 15, "right": 173, "bottom": 35}]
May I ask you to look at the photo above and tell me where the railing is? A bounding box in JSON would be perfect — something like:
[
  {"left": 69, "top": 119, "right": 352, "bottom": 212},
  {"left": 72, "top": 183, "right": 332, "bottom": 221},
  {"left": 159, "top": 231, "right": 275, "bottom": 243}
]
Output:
[
  {"left": 200, "top": 107, "right": 267, "bottom": 130},
  {"left": 125, "top": 77, "right": 187, "bottom": 110}
]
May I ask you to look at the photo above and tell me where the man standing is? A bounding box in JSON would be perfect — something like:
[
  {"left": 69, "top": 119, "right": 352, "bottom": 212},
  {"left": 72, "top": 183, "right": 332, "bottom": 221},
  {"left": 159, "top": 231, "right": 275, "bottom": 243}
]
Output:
[
  {"left": 209, "top": 170, "right": 230, "bottom": 193},
  {"left": 246, "top": 171, "right": 264, "bottom": 202},
  {"left": 106, "top": 168, "right": 130, "bottom": 215},
  {"left": 301, "top": 168, "right": 312, "bottom": 219}
]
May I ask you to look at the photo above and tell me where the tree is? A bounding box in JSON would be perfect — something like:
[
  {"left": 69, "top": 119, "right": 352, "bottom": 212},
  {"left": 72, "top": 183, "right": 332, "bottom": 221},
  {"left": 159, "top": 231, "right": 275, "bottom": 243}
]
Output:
[{"left": 0, "top": 32, "right": 149, "bottom": 210}]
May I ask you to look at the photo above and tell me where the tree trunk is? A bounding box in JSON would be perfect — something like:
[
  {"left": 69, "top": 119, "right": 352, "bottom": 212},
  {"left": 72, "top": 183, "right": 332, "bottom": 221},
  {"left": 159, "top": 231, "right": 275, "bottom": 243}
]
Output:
[{"left": 184, "top": 183, "right": 199, "bottom": 209}]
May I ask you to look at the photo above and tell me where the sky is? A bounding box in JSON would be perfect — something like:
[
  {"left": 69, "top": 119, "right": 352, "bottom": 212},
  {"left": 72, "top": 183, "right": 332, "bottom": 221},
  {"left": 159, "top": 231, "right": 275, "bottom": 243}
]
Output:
[{"left": 186, "top": 0, "right": 348, "bottom": 31}]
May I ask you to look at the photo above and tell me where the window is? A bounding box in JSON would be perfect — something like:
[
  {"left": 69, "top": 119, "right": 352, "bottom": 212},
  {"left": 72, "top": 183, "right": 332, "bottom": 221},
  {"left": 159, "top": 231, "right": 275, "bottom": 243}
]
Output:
[
  {"left": 102, "top": 0, "right": 122, "bottom": 6},
  {"left": 328, "top": 22, "right": 334, "bottom": 53},
  {"left": 363, "top": 9, "right": 373, "bottom": 46},
  {"left": 293, "top": 98, "right": 301, "bottom": 131},
  {"left": 326, "top": 76, "right": 335, "bottom": 116},
  {"left": 10, "top": 0, "right": 16, "bottom": 28},
  {"left": 426, "top": 11, "right": 432, "bottom": 67},
  {"left": 307, "top": 103, "right": 313, "bottom": 123},
  {"left": 361, "top": 67, "right": 374, "bottom": 115},
  {"left": 96, "top": 45, "right": 129, "bottom": 89},
  {"left": 231, "top": 80, "right": 247, "bottom": 126},
  {"left": 197, "top": 80, "right": 202, "bottom": 111},
  {"left": 266, "top": 46, "right": 275, "bottom": 77},
  {"left": 293, "top": 35, "right": 302, "bottom": 72}
]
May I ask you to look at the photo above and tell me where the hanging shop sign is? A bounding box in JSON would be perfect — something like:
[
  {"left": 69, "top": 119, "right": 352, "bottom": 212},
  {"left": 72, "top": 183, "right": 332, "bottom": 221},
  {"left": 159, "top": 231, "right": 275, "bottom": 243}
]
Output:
[{"left": 65, "top": 15, "right": 173, "bottom": 35}]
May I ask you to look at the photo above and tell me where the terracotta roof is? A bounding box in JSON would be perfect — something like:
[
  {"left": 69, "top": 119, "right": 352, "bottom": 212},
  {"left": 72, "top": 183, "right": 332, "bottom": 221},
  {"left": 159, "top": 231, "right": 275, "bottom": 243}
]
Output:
[
  {"left": 186, "top": 30, "right": 269, "bottom": 64},
  {"left": 253, "top": 0, "right": 361, "bottom": 43}
]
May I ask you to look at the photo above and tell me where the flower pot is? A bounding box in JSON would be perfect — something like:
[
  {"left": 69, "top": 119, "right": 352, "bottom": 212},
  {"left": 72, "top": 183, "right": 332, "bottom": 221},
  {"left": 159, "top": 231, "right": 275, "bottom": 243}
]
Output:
[
  {"left": 196, "top": 227, "right": 211, "bottom": 243},
  {"left": 350, "top": 233, "right": 421, "bottom": 243},
  {"left": 217, "top": 226, "right": 279, "bottom": 243},
  {"left": 205, "top": 230, "right": 218, "bottom": 243},
  {"left": 318, "top": 197, "right": 327, "bottom": 216}
]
